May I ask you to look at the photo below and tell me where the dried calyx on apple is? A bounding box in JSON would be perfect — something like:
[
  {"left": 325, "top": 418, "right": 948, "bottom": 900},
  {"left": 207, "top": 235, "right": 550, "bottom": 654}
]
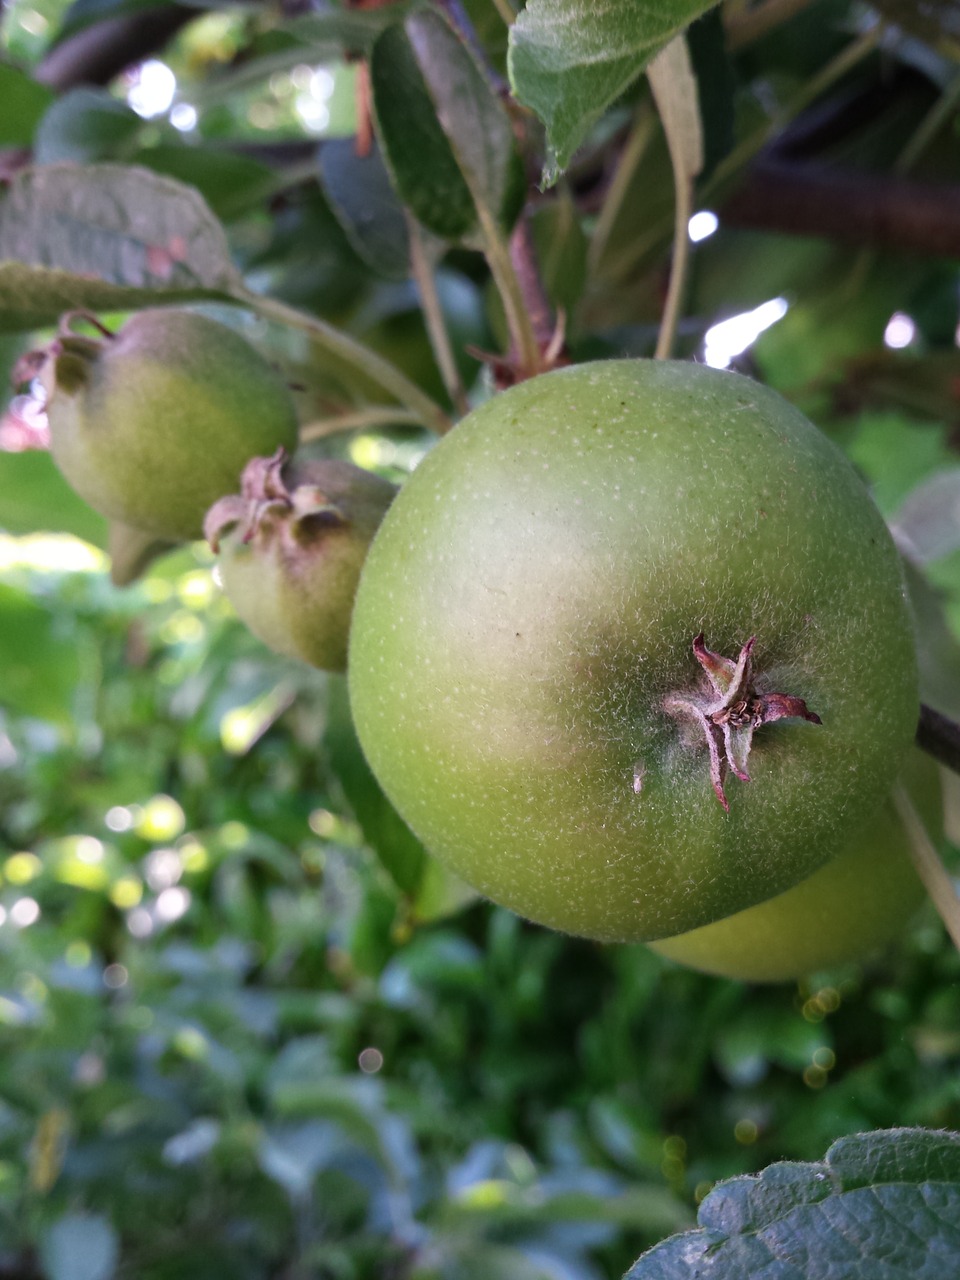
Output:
[
  {"left": 205, "top": 448, "right": 397, "bottom": 673},
  {"left": 664, "top": 634, "right": 822, "bottom": 811}
]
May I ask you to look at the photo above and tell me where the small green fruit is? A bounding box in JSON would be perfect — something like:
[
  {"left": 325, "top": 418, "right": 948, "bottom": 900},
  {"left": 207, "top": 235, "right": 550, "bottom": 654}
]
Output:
[
  {"left": 206, "top": 448, "right": 397, "bottom": 673},
  {"left": 648, "top": 752, "right": 939, "bottom": 982},
  {"left": 32, "top": 309, "right": 299, "bottom": 542},
  {"left": 348, "top": 359, "right": 918, "bottom": 942}
]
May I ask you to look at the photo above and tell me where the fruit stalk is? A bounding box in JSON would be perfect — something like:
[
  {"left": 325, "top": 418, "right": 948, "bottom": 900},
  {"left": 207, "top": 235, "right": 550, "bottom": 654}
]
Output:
[
  {"left": 406, "top": 212, "right": 470, "bottom": 419},
  {"left": 917, "top": 703, "right": 960, "bottom": 777},
  {"left": 893, "top": 782, "right": 960, "bottom": 955},
  {"left": 249, "top": 292, "right": 451, "bottom": 435}
]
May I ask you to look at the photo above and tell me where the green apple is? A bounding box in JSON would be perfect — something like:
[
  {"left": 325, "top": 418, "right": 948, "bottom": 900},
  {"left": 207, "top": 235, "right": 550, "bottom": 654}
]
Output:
[{"left": 348, "top": 360, "right": 918, "bottom": 942}]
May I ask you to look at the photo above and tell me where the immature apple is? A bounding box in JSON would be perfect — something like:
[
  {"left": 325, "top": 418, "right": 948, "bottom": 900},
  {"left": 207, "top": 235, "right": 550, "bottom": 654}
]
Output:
[
  {"left": 27, "top": 309, "right": 299, "bottom": 543},
  {"left": 649, "top": 752, "right": 939, "bottom": 981},
  {"left": 206, "top": 449, "right": 397, "bottom": 673},
  {"left": 349, "top": 360, "right": 918, "bottom": 942}
]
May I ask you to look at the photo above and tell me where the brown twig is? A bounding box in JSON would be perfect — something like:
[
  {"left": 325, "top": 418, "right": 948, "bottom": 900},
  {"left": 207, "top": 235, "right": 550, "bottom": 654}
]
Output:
[
  {"left": 35, "top": 7, "right": 194, "bottom": 89},
  {"left": 722, "top": 159, "right": 960, "bottom": 260},
  {"left": 917, "top": 703, "right": 960, "bottom": 776},
  {"left": 508, "top": 218, "right": 558, "bottom": 355}
]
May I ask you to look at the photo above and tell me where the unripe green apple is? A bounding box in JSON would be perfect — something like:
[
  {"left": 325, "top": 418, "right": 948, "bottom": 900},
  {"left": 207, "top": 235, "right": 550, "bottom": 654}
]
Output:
[
  {"left": 648, "top": 751, "right": 939, "bottom": 981},
  {"left": 348, "top": 359, "right": 918, "bottom": 942},
  {"left": 30, "top": 309, "right": 299, "bottom": 542},
  {"left": 206, "top": 449, "right": 397, "bottom": 673}
]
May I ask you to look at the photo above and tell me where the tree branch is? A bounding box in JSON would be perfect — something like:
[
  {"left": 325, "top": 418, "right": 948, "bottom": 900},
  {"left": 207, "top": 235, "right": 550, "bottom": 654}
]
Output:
[
  {"left": 721, "top": 159, "right": 960, "bottom": 259},
  {"left": 917, "top": 703, "right": 960, "bottom": 776},
  {"left": 509, "top": 217, "right": 557, "bottom": 354},
  {"left": 35, "top": 7, "right": 195, "bottom": 91}
]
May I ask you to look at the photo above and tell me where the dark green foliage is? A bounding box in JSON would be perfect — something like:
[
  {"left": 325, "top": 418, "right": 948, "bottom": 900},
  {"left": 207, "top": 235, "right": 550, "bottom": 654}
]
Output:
[{"left": 0, "top": 554, "right": 958, "bottom": 1276}]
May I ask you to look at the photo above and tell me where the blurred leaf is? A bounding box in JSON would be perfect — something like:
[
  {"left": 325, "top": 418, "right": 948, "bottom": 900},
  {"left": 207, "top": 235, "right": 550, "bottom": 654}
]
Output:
[
  {"left": 624, "top": 1128, "right": 960, "bottom": 1279},
  {"left": 531, "top": 195, "right": 588, "bottom": 314},
  {"left": 281, "top": 5, "right": 410, "bottom": 56},
  {"left": 869, "top": 0, "right": 960, "bottom": 48},
  {"left": 508, "top": 0, "right": 719, "bottom": 183},
  {"left": 128, "top": 144, "right": 279, "bottom": 222},
  {"left": 0, "top": 581, "right": 82, "bottom": 724},
  {"left": 648, "top": 36, "right": 703, "bottom": 190},
  {"left": 753, "top": 265, "right": 914, "bottom": 397},
  {"left": 841, "top": 350, "right": 960, "bottom": 427},
  {"left": 713, "top": 1008, "right": 828, "bottom": 1087},
  {"left": 0, "top": 62, "right": 54, "bottom": 146},
  {"left": 411, "top": 854, "right": 479, "bottom": 924},
  {"left": 0, "top": 164, "right": 244, "bottom": 332},
  {"left": 420, "top": 1241, "right": 589, "bottom": 1280},
  {"left": 686, "top": 7, "right": 734, "bottom": 181},
  {"left": 325, "top": 676, "right": 426, "bottom": 896},
  {"left": 0, "top": 449, "right": 107, "bottom": 545},
  {"left": 689, "top": 232, "right": 836, "bottom": 321},
  {"left": 844, "top": 412, "right": 952, "bottom": 518},
  {"left": 894, "top": 468, "right": 960, "bottom": 565},
  {"left": 901, "top": 557, "right": 960, "bottom": 720},
  {"left": 162, "top": 1117, "right": 222, "bottom": 1167},
  {"left": 371, "top": 9, "right": 523, "bottom": 242},
  {"left": 259, "top": 1118, "right": 360, "bottom": 1200},
  {"left": 34, "top": 89, "right": 142, "bottom": 165},
  {"left": 380, "top": 931, "right": 485, "bottom": 1010},
  {"left": 319, "top": 138, "right": 410, "bottom": 279},
  {"left": 266, "top": 1035, "right": 336, "bottom": 1112},
  {"left": 39, "top": 1212, "right": 118, "bottom": 1280}
]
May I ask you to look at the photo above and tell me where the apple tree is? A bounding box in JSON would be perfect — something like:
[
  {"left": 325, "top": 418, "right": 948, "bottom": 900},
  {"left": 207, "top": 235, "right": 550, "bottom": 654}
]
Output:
[{"left": 2, "top": 0, "right": 960, "bottom": 1276}]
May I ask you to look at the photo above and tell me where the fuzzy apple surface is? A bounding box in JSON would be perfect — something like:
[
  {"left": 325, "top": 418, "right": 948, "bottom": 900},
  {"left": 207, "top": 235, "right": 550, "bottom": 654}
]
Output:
[
  {"left": 348, "top": 360, "right": 918, "bottom": 943},
  {"left": 37, "top": 309, "right": 299, "bottom": 542},
  {"left": 648, "top": 751, "right": 938, "bottom": 981}
]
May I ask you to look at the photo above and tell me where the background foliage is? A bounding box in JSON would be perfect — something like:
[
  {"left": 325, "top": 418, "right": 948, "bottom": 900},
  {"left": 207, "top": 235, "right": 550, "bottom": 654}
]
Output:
[{"left": 2, "top": 0, "right": 960, "bottom": 1277}]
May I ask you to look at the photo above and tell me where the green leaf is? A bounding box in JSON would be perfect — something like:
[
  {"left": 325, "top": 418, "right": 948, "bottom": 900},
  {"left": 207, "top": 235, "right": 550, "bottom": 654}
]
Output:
[
  {"left": 318, "top": 138, "right": 410, "bottom": 280},
  {"left": 530, "top": 193, "right": 588, "bottom": 313},
  {"left": 624, "top": 1128, "right": 960, "bottom": 1279},
  {"left": 508, "top": 0, "right": 720, "bottom": 183},
  {"left": 34, "top": 88, "right": 142, "bottom": 164},
  {"left": 0, "top": 449, "right": 107, "bottom": 546},
  {"left": 325, "top": 676, "right": 426, "bottom": 896},
  {"left": 0, "top": 61, "right": 55, "bottom": 146},
  {"left": 371, "top": 21, "right": 475, "bottom": 241},
  {"left": 0, "top": 582, "right": 84, "bottom": 724},
  {"left": 371, "top": 8, "right": 523, "bottom": 242},
  {"left": 136, "top": 143, "right": 278, "bottom": 222},
  {"left": 0, "top": 163, "right": 244, "bottom": 332},
  {"left": 686, "top": 7, "right": 735, "bottom": 181},
  {"left": 283, "top": 4, "right": 412, "bottom": 56},
  {"left": 411, "top": 854, "right": 479, "bottom": 925}
]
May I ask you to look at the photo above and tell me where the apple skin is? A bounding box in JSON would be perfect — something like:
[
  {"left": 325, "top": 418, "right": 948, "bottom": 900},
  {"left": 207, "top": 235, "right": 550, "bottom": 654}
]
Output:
[
  {"left": 206, "top": 452, "right": 397, "bottom": 673},
  {"left": 648, "top": 751, "right": 939, "bottom": 982},
  {"left": 40, "top": 309, "right": 299, "bottom": 542},
  {"left": 348, "top": 359, "right": 918, "bottom": 943}
]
